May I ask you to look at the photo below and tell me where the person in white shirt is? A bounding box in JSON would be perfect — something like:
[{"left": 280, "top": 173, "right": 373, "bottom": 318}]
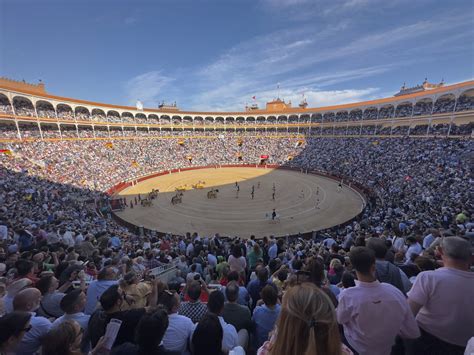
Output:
[
  {"left": 186, "top": 242, "right": 194, "bottom": 258},
  {"left": 207, "top": 252, "right": 218, "bottom": 268},
  {"left": 337, "top": 247, "right": 420, "bottom": 355},
  {"left": 404, "top": 236, "right": 422, "bottom": 264},
  {"left": 408, "top": 237, "right": 474, "bottom": 354},
  {"left": 391, "top": 235, "right": 406, "bottom": 253},
  {"left": 61, "top": 230, "right": 75, "bottom": 248},
  {"left": 74, "top": 233, "right": 84, "bottom": 246},
  {"left": 422, "top": 229, "right": 439, "bottom": 250},
  {"left": 323, "top": 236, "right": 337, "bottom": 249},
  {"left": 268, "top": 241, "right": 278, "bottom": 260},
  {"left": 159, "top": 289, "right": 194, "bottom": 354}
]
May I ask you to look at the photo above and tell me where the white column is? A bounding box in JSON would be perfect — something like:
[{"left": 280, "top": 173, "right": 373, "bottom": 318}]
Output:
[
  {"left": 37, "top": 122, "right": 44, "bottom": 140},
  {"left": 15, "top": 120, "right": 22, "bottom": 140}
]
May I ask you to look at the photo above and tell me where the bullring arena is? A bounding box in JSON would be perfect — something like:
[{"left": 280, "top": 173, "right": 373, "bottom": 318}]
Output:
[
  {"left": 2, "top": 1, "right": 474, "bottom": 353},
  {"left": 114, "top": 166, "right": 365, "bottom": 237},
  {"left": 1, "top": 77, "right": 473, "bottom": 243},
  {"left": 1, "top": 75, "right": 474, "bottom": 354}
]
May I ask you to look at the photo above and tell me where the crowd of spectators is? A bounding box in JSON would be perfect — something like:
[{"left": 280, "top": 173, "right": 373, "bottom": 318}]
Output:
[
  {"left": 57, "top": 106, "right": 75, "bottom": 121},
  {"left": 1, "top": 121, "right": 472, "bottom": 145},
  {"left": 433, "top": 97, "right": 455, "bottom": 114},
  {"left": 0, "top": 102, "right": 14, "bottom": 115},
  {"left": 3, "top": 100, "right": 474, "bottom": 127},
  {"left": 12, "top": 101, "right": 36, "bottom": 118},
  {"left": 413, "top": 102, "right": 432, "bottom": 116},
  {"left": 378, "top": 106, "right": 394, "bottom": 119},
  {"left": 0, "top": 123, "right": 473, "bottom": 354},
  {"left": 456, "top": 94, "right": 474, "bottom": 111},
  {"left": 395, "top": 105, "right": 412, "bottom": 118},
  {"left": 362, "top": 109, "right": 377, "bottom": 120}
]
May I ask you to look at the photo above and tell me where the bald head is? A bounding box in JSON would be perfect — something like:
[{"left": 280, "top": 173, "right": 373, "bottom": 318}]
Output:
[
  {"left": 13, "top": 288, "right": 41, "bottom": 312},
  {"left": 441, "top": 237, "right": 472, "bottom": 262}
]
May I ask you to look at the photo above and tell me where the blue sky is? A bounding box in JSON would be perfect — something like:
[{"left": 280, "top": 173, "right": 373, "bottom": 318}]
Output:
[{"left": 1, "top": 0, "right": 473, "bottom": 111}]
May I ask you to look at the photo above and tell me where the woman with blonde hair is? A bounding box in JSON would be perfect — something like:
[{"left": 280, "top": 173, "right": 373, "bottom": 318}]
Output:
[{"left": 258, "top": 283, "right": 352, "bottom": 355}]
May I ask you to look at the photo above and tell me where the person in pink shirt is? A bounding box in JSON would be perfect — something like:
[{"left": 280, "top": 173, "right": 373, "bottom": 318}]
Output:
[
  {"left": 337, "top": 247, "right": 419, "bottom": 355},
  {"left": 407, "top": 236, "right": 474, "bottom": 354}
]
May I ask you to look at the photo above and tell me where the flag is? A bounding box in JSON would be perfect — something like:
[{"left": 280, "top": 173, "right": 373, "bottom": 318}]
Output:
[
  {"left": 105, "top": 142, "right": 114, "bottom": 149},
  {"left": 131, "top": 161, "right": 139, "bottom": 167},
  {"left": 0, "top": 149, "right": 12, "bottom": 155},
  {"left": 136, "top": 100, "right": 143, "bottom": 111},
  {"left": 178, "top": 139, "right": 185, "bottom": 146}
]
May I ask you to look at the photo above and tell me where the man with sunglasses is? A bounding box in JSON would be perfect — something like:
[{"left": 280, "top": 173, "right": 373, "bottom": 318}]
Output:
[
  {"left": 12, "top": 287, "right": 52, "bottom": 355},
  {"left": 88, "top": 279, "right": 160, "bottom": 349}
]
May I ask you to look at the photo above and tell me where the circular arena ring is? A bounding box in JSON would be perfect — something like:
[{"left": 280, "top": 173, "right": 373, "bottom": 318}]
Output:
[{"left": 110, "top": 165, "right": 366, "bottom": 238}]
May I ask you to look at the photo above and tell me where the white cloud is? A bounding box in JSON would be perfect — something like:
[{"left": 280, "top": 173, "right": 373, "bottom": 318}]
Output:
[
  {"left": 124, "top": 71, "right": 174, "bottom": 106},
  {"left": 191, "top": 87, "right": 381, "bottom": 112},
  {"left": 123, "top": 11, "right": 472, "bottom": 112}
]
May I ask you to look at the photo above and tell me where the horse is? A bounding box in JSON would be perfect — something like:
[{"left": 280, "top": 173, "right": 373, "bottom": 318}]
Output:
[
  {"left": 141, "top": 199, "right": 152, "bottom": 207},
  {"left": 171, "top": 192, "right": 183, "bottom": 205},
  {"left": 207, "top": 189, "right": 219, "bottom": 199},
  {"left": 148, "top": 189, "right": 159, "bottom": 200}
]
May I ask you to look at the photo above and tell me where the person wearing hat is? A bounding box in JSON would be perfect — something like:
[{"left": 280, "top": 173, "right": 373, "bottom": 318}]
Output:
[{"left": 118, "top": 272, "right": 152, "bottom": 310}]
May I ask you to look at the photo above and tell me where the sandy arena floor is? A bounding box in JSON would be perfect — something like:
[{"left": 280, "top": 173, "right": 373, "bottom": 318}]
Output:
[{"left": 115, "top": 167, "right": 365, "bottom": 238}]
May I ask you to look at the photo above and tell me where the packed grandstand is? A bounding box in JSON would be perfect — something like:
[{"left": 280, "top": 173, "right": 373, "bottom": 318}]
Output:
[{"left": 0, "top": 78, "right": 473, "bottom": 355}]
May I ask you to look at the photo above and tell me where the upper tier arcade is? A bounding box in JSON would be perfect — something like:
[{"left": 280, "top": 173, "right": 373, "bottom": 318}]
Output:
[{"left": 0, "top": 78, "right": 473, "bottom": 126}]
